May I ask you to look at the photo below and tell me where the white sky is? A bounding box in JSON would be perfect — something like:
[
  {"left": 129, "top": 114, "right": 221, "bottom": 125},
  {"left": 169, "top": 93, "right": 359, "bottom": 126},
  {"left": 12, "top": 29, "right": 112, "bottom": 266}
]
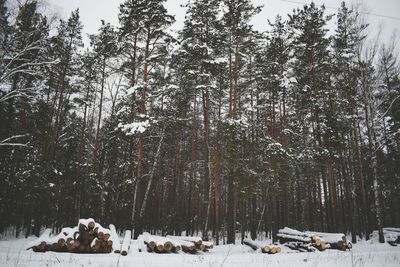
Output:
[{"left": 47, "top": 0, "right": 400, "bottom": 45}]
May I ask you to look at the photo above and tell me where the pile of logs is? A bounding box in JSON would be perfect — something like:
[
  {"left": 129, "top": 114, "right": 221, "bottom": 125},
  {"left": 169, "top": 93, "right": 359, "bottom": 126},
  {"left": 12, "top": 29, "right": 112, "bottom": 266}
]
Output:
[
  {"left": 140, "top": 233, "right": 213, "bottom": 254},
  {"left": 277, "top": 227, "right": 350, "bottom": 252},
  {"left": 29, "top": 219, "right": 119, "bottom": 254},
  {"left": 243, "top": 238, "right": 282, "bottom": 254},
  {"left": 370, "top": 228, "right": 400, "bottom": 246}
]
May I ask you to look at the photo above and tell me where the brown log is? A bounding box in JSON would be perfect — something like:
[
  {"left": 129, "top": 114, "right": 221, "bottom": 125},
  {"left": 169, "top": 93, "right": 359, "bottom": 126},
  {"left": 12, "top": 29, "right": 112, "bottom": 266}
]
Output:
[
  {"left": 37, "top": 241, "right": 47, "bottom": 252},
  {"left": 263, "top": 245, "right": 271, "bottom": 253},
  {"left": 50, "top": 243, "right": 61, "bottom": 252},
  {"left": 306, "top": 231, "right": 348, "bottom": 251},
  {"left": 285, "top": 242, "right": 316, "bottom": 252},
  {"left": 145, "top": 241, "right": 156, "bottom": 252},
  {"left": 329, "top": 240, "right": 347, "bottom": 251},
  {"left": 67, "top": 239, "right": 80, "bottom": 252},
  {"left": 155, "top": 244, "right": 164, "bottom": 253},
  {"left": 194, "top": 240, "right": 203, "bottom": 249},
  {"left": 97, "top": 231, "right": 104, "bottom": 240},
  {"left": 243, "top": 239, "right": 259, "bottom": 251},
  {"left": 172, "top": 245, "right": 181, "bottom": 253},
  {"left": 88, "top": 221, "right": 95, "bottom": 230},
  {"left": 181, "top": 244, "right": 196, "bottom": 254},
  {"left": 163, "top": 241, "right": 173, "bottom": 253},
  {"left": 94, "top": 239, "right": 102, "bottom": 252},
  {"left": 79, "top": 223, "right": 88, "bottom": 233},
  {"left": 57, "top": 238, "right": 65, "bottom": 247},
  {"left": 203, "top": 241, "right": 214, "bottom": 250},
  {"left": 102, "top": 233, "right": 110, "bottom": 241}
]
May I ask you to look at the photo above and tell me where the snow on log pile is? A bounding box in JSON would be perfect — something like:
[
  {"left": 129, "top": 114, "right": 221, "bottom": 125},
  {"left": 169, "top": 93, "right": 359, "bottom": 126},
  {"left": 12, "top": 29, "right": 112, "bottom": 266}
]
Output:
[
  {"left": 278, "top": 227, "right": 350, "bottom": 251},
  {"left": 141, "top": 233, "right": 181, "bottom": 253},
  {"left": 243, "top": 238, "right": 282, "bottom": 254},
  {"left": 120, "top": 230, "right": 131, "bottom": 256},
  {"left": 166, "top": 235, "right": 204, "bottom": 252},
  {"left": 370, "top": 228, "right": 400, "bottom": 246},
  {"left": 28, "top": 218, "right": 116, "bottom": 253},
  {"left": 137, "top": 234, "right": 213, "bottom": 254},
  {"left": 305, "top": 231, "right": 350, "bottom": 251},
  {"left": 26, "top": 228, "right": 52, "bottom": 252},
  {"left": 166, "top": 235, "right": 210, "bottom": 253},
  {"left": 109, "top": 224, "right": 121, "bottom": 253}
]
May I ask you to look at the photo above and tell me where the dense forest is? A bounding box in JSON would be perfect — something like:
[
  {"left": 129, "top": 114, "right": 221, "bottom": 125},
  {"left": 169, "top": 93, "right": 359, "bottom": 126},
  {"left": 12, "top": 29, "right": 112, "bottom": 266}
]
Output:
[{"left": 0, "top": 0, "right": 399, "bottom": 245}]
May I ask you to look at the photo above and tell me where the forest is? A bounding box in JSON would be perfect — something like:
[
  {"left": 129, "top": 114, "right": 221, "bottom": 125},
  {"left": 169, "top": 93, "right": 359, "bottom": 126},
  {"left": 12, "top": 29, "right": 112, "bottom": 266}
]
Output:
[{"left": 0, "top": 0, "right": 399, "bottom": 246}]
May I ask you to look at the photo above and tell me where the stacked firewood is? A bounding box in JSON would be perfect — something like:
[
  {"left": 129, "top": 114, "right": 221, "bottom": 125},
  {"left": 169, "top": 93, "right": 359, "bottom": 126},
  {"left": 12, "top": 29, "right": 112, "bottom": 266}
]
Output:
[
  {"left": 277, "top": 227, "right": 350, "bottom": 252},
  {"left": 243, "top": 238, "right": 282, "bottom": 254},
  {"left": 29, "top": 219, "right": 117, "bottom": 253},
  {"left": 277, "top": 227, "right": 326, "bottom": 251},
  {"left": 139, "top": 233, "right": 214, "bottom": 254},
  {"left": 305, "top": 231, "right": 350, "bottom": 251}
]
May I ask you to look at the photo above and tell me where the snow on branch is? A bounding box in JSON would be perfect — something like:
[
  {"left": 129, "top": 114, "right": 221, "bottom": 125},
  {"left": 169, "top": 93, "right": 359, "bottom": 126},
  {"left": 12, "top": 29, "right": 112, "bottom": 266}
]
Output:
[
  {"left": 118, "top": 120, "right": 151, "bottom": 135},
  {"left": 0, "top": 134, "right": 31, "bottom": 148}
]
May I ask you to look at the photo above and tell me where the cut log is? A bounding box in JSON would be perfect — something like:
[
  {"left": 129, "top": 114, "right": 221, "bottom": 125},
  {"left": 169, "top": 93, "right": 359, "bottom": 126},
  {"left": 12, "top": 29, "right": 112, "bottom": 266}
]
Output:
[
  {"left": 78, "top": 218, "right": 95, "bottom": 229},
  {"left": 172, "top": 244, "right": 181, "bottom": 253},
  {"left": 243, "top": 238, "right": 280, "bottom": 254},
  {"left": 109, "top": 224, "right": 121, "bottom": 253},
  {"left": 243, "top": 238, "right": 262, "bottom": 251},
  {"left": 163, "top": 241, "right": 173, "bottom": 253},
  {"left": 203, "top": 241, "right": 214, "bottom": 250},
  {"left": 121, "top": 230, "right": 131, "bottom": 256},
  {"left": 169, "top": 238, "right": 182, "bottom": 253},
  {"left": 306, "top": 231, "right": 348, "bottom": 251},
  {"left": 166, "top": 236, "right": 196, "bottom": 253},
  {"left": 145, "top": 240, "right": 156, "bottom": 252},
  {"left": 166, "top": 235, "right": 203, "bottom": 248},
  {"left": 155, "top": 243, "right": 164, "bottom": 253},
  {"left": 285, "top": 242, "right": 316, "bottom": 252},
  {"left": 278, "top": 228, "right": 328, "bottom": 251},
  {"left": 142, "top": 233, "right": 178, "bottom": 254},
  {"left": 142, "top": 233, "right": 156, "bottom": 252},
  {"left": 27, "top": 228, "right": 52, "bottom": 251},
  {"left": 277, "top": 233, "right": 311, "bottom": 243},
  {"left": 88, "top": 221, "right": 95, "bottom": 230}
]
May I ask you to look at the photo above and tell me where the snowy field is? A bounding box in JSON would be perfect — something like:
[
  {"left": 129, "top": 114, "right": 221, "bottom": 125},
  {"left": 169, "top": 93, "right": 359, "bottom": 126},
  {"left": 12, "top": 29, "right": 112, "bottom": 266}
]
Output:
[{"left": 0, "top": 237, "right": 399, "bottom": 267}]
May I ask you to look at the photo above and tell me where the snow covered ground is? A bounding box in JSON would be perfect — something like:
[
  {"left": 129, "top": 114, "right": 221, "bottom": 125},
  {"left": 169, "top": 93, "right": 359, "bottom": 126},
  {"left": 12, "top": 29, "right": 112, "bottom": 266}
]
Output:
[{"left": 0, "top": 237, "right": 399, "bottom": 267}]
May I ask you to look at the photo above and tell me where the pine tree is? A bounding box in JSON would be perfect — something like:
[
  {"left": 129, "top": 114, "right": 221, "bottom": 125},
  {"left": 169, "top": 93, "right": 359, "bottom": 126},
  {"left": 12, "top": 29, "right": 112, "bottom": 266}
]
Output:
[
  {"left": 221, "top": 0, "right": 261, "bottom": 244},
  {"left": 178, "top": 0, "right": 221, "bottom": 240},
  {"left": 0, "top": 0, "right": 52, "bottom": 235},
  {"left": 260, "top": 15, "right": 292, "bottom": 239},
  {"left": 46, "top": 9, "right": 84, "bottom": 223},
  {"left": 377, "top": 40, "right": 400, "bottom": 228},
  {"left": 119, "top": 0, "right": 174, "bottom": 236},
  {"left": 358, "top": 43, "right": 385, "bottom": 243},
  {"left": 288, "top": 2, "right": 334, "bottom": 232},
  {"left": 89, "top": 21, "right": 118, "bottom": 177},
  {"left": 332, "top": 1, "right": 369, "bottom": 242}
]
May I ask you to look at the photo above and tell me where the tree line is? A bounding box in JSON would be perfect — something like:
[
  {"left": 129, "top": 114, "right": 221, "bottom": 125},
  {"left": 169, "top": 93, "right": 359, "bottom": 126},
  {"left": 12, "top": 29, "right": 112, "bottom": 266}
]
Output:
[{"left": 0, "top": 0, "right": 399, "bottom": 244}]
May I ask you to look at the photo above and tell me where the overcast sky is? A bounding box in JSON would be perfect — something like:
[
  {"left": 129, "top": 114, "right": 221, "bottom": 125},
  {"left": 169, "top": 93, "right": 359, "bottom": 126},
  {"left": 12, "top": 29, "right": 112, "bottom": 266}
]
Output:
[{"left": 48, "top": 0, "right": 400, "bottom": 45}]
